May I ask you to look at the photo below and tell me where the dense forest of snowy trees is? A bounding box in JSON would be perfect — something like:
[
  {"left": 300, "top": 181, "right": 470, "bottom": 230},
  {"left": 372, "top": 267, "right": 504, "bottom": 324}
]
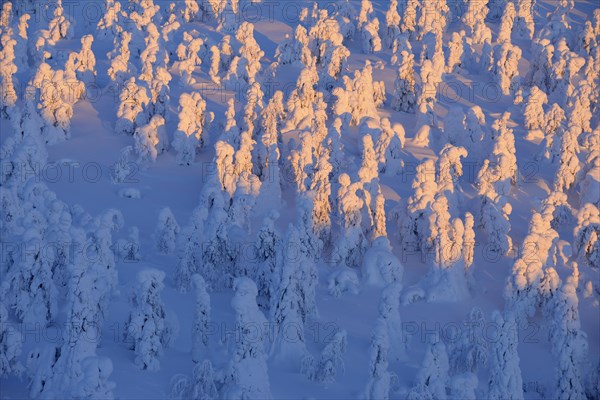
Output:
[{"left": 0, "top": 0, "right": 599, "bottom": 399}]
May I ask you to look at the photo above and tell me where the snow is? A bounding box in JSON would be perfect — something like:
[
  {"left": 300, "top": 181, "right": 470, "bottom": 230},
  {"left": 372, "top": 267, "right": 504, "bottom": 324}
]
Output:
[{"left": 1, "top": 0, "right": 599, "bottom": 399}]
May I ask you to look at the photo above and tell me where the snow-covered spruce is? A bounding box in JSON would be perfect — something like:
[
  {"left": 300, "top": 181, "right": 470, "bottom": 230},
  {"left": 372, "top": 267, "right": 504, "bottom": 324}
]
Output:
[
  {"left": 173, "top": 92, "right": 210, "bottom": 165},
  {"left": 155, "top": 207, "right": 180, "bottom": 254},
  {"left": 133, "top": 115, "right": 166, "bottom": 163},
  {"left": 170, "top": 360, "right": 218, "bottom": 400},
  {"left": 116, "top": 77, "right": 150, "bottom": 136},
  {"left": 311, "top": 329, "right": 347, "bottom": 383},
  {"left": 0, "top": 302, "right": 23, "bottom": 377},
  {"left": 191, "top": 274, "right": 211, "bottom": 364},
  {"left": 413, "top": 339, "right": 449, "bottom": 400},
  {"left": 487, "top": 310, "right": 524, "bottom": 400},
  {"left": 124, "top": 269, "right": 177, "bottom": 371},
  {"left": 364, "top": 320, "right": 392, "bottom": 400},
  {"left": 573, "top": 203, "right": 599, "bottom": 268},
  {"left": 224, "top": 277, "right": 272, "bottom": 399}
]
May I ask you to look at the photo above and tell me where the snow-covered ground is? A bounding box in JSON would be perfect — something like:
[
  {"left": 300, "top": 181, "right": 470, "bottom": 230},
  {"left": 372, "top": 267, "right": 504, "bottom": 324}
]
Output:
[{"left": 0, "top": 0, "right": 599, "bottom": 399}]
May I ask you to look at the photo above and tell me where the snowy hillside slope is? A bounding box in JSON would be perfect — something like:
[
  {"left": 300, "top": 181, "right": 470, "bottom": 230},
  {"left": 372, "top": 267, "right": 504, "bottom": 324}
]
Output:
[{"left": 0, "top": 0, "right": 599, "bottom": 399}]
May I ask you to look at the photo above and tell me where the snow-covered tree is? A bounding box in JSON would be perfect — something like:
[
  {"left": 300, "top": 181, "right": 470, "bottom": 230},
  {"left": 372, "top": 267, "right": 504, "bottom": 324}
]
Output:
[
  {"left": 493, "top": 42, "right": 522, "bottom": 96},
  {"left": 332, "top": 61, "right": 384, "bottom": 126},
  {"left": 155, "top": 207, "right": 179, "bottom": 254},
  {"left": 173, "top": 92, "right": 210, "bottom": 165},
  {"left": 449, "top": 307, "right": 488, "bottom": 375},
  {"left": 401, "top": 158, "right": 437, "bottom": 253},
  {"left": 523, "top": 86, "right": 548, "bottom": 131},
  {"left": 72, "top": 356, "right": 116, "bottom": 400},
  {"left": 254, "top": 212, "right": 282, "bottom": 308},
  {"left": 363, "top": 237, "right": 403, "bottom": 287},
  {"left": 64, "top": 223, "right": 119, "bottom": 368},
  {"left": 285, "top": 62, "right": 319, "bottom": 130},
  {"left": 463, "top": 106, "right": 488, "bottom": 156},
  {"left": 336, "top": 174, "right": 369, "bottom": 268},
  {"left": 170, "top": 359, "right": 218, "bottom": 400},
  {"left": 375, "top": 119, "right": 405, "bottom": 175},
  {"left": 390, "top": 32, "right": 412, "bottom": 65},
  {"left": 420, "top": 193, "right": 471, "bottom": 302},
  {"left": 124, "top": 269, "right": 176, "bottom": 371},
  {"left": 13, "top": 13, "right": 29, "bottom": 70},
  {"left": 208, "top": 45, "right": 221, "bottom": 84},
  {"left": 436, "top": 144, "right": 468, "bottom": 200},
  {"left": 358, "top": 133, "right": 379, "bottom": 184},
  {"left": 255, "top": 92, "right": 284, "bottom": 182},
  {"left": 552, "top": 280, "right": 588, "bottom": 400},
  {"left": 0, "top": 32, "right": 18, "bottom": 116},
  {"left": 416, "top": 60, "right": 442, "bottom": 127},
  {"left": 573, "top": 204, "right": 599, "bottom": 268},
  {"left": 219, "top": 99, "right": 239, "bottom": 147},
  {"left": 224, "top": 22, "right": 264, "bottom": 89},
  {"left": 505, "top": 207, "right": 561, "bottom": 322},
  {"left": 464, "top": 213, "right": 476, "bottom": 274},
  {"left": 364, "top": 320, "right": 391, "bottom": 400},
  {"left": 147, "top": 67, "right": 172, "bottom": 121},
  {"left": 116, "top": 77, "right": 150, "bottom": 135},
  {"left": 240, "top": 82, "right": 264, "bottom": 136},
  {"left": 215, "top": 140, "right": 236, "bottom": 196},
  {"left": 268, "top": 225, "right": 310, "bottom": 368},
  {"left": 378, "top": 283, "right": 405, "bottom": 360},
  {"left": 111, "top": 146, "right": 135, "bottom": 184},
  {"left": 528, "top": 39, "right": 554, "bottom": 93},
  {"left": 74, "top": 34, "right": 96, "bottom": 81},
  {"left": 0, "top": 302, "right": 23, "bottom": 377},
  {"left": 553, "top": 124, "right": 582, "bottom": 193},
  {"left": 417, "top": 0, "right": 449, "bottom": 42},
  {"left": 313, "top": 329, "right": 347, "bottom": 383},
  {"left": 361, "top": 18, "right": 382, "bottom": 54},
  {"left": 415, "top": 339, "right": 449, "bottom": 400},
  {"left": 26, "top": 207, "right": 122, "bottom": 398},
  {"left": 400, "top": 0, "right": 418, "bottom": 36},
  {"left": 29, "top": 63, "right": 84, "bottom": 144},
  {"left": 538, "top": 103, "right": 565, "bottom": 162},
  {"left": 383, "top": 0, "right": 401, "bottom": 48},
  {"left": 191, "top": 274, "right": 211, "bottom": 364},
  {"left": 45, "top": 0, "right": 73, "bottom": 44},
  {"left": 191, "top": 360, "right": 218, "bottom": 400},
  {"left": 217, "top": 0, "right": 239, "bottom": 33},
  {"left": 134, "top": 115, "right": 165, "bottom": 163},
  {"left": 567, "top": 80, "right": 593, "bottom": 133},
  {"left": 0, "top": 1, "right": 12, "bottom": 28},
  {"left": 327, "top": 266, "right": 359, "bottom": 298},
  {"left": 176, "top": 32, "right": 204, "bottom": 85},
  {"left": 357, "top": 0, "right": 374, "bottom": 32},
  {"left": 225, "top": 277, "right": 272, "bottom": 399},
  {"left": 487, "top": 310, "right": 524, "bottom": 400},
  {"left": 393, "top": 50, "right": 417, "bottom": 112},
  {"left": 463, "top": 0, "right": 491, "bottom": 44},
  {"left": 446, "top": 31, "right": 465, "bottom": 73},
  {"left": 174, "top": 207, "right": 205, "bottom": 293},
  {"left": 479, "top": 194, "right": 513, "bottom": 256},
  {"left": 275, "top": 25, "right": 311, "bottom": 66},
  {"left": 3, "top": 224, "right": 58, "bottom": 326},
  {"left": 309, "top": 149, "right": 333, "bottom": 246},
  {"left": 97, "top": 0, "right": 124, "bottom": 40},
  {"left": 515, "top": 0, "right": 535, "bottom": 39},
  {"left": 319, "top": 33, "right": 350, "bottom": 90},
  {"left": 497, "top": 2, "right": 516, "bottom": 43},
  {"left": 477, "top": 112, "right": 518, "bottom": 197},
  {"left": 197, "top": 189, "right": 239, "bottom": 287},
  {"left": 107, "top": 32, "right": 136, "bottom": 84},
  {"left": 287, "top": 132, "right": 314, "bottom": 193}
]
